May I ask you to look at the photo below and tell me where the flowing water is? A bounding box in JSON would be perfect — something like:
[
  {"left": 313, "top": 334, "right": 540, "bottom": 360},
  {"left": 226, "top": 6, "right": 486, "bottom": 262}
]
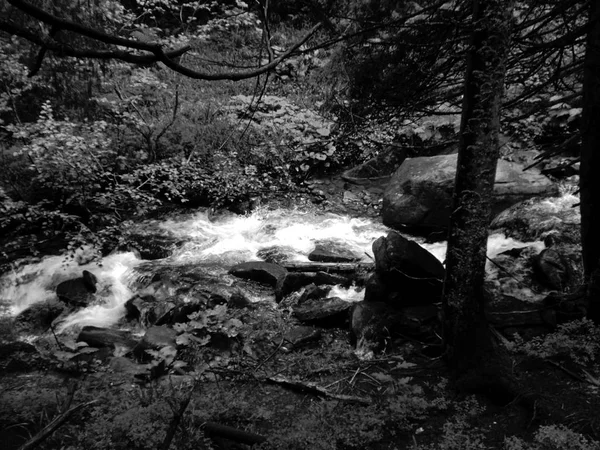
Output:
[{"left": 0, "top": 206, "right": 544, "bottom": 333}]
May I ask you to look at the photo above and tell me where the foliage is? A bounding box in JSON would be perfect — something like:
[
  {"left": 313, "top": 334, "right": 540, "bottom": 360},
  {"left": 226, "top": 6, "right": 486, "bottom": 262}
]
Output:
[
  {"left": 226, "top": 94, "right": 358, "bottom": 179},
  {"left": 504, "top": 425, "right": 599, "bottom": 450},
  {"left": 515, "top": 318, "right": 600, "bottom": 366}
]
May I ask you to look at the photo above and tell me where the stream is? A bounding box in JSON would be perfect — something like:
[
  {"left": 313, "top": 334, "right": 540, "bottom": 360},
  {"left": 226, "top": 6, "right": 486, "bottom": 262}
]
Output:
[{"left": 0, "top": 206, "right": 542, "bottom": 335}]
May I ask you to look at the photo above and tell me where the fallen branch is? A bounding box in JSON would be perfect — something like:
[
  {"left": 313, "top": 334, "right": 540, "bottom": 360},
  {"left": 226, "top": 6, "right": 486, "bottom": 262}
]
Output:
[
  {"left": 203, "top": 422, "right": 267, "bottom": 446},
  {"left": 486, "top": 309, "right": 555, "bottom": 328},
  {"left": 266, "top": 375, "right": 371, "bottom": 405},
  {"left": 282, "top": 262, "right": 374, "bottom": 273},
  {"left": 160, "top": 386, "right": 194, "bottom": 450},
  {"left": 18, "top": 400, "right": 97, "bottom": 450}
]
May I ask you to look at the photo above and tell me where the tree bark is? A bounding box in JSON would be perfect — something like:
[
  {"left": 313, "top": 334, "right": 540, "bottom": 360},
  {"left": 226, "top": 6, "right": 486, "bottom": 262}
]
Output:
[
  {"left": 442, "top": 0, "right": 515, "bottom": 396},
  {"left": 580, "top": 1, "right": 600, "bottom": 323}
]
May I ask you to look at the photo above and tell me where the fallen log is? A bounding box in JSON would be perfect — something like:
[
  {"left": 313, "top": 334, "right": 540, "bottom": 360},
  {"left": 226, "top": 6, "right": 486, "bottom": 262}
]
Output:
[
  {"left": 203, "top": 422, "right": 267, "bottom": 445},
  {"left": 282, "top": 262, "right": 374, "bottom": 273},
  {"left": 486, "top": 309, "right": 556, "bottom": 328}
]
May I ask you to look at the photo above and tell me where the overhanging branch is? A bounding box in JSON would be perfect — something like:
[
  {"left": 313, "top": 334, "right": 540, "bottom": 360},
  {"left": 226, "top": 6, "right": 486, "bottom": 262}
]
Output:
[{"left": 3, "top": 0, "right": 322, "bottom": 81}]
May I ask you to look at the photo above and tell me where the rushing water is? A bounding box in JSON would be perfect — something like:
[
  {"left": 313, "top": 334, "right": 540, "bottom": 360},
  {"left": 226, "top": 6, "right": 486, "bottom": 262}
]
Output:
[{"left": 0, "top": 206, "right": 543, "bottom": 332}]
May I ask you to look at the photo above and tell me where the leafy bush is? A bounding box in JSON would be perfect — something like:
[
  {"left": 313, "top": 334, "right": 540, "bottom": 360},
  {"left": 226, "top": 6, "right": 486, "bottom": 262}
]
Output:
[
  {"left": 504, "top": 424, "right": 599, "bottom": 450},
  {"left": 516, "top": 318, "right": 600, "bottom": 366}
]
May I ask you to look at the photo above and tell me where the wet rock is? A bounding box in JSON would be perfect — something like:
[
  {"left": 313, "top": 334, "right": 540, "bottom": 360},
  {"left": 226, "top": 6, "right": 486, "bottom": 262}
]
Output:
[
  {"left": 342, "top": 146, "right": 406, "bottom": 182},
  {"left": 382, "top": 154, "right": 558, "bottom": 231},
  {"left": 56, "top": 271, "right": 98, "bottom": 306},
  {"left": 363, "top": 273, "right": 387, "bottom": 303},
  {"left": 256, "top": 246, "right": 296, "bottom": 264},
  {"left": 71, "top": 347, "right": 114, "bottom": 365},
  {"left": 351, "top": 302, "right": 403, "bottom": 356},
  {"left": 365, "top": 231, "right": 444, "bottom": 307},
  {"left": 228, "top": 290, "right": 253, "bottom": 309},
  {"left": 82, "top": 270, "right": 98, "bottom": 291},
  {"left": 133, "top": 326, "right": 178, "bottom": 362},
  {"left": 77, "top": 326, "right": 136, "bottom": 351},
  {"left": 136, "top": 276, "right": 177, "bottom": 302},
  {"left": 490, "top": 195, "right": 580, "bottom": 243},
  {"left": 125, "top": 294, "right": 176, "bottom": 327},
  {"left": 374, "top": 231, "right": 445, "bottom": 279},
  {"left": 14, "top": 300, "right": 64, "bottom": 333},
  {"left": 229, "top": 261, "right": 287, "bottom": 287},
  {"left": 125, "top": 232, "right": 181, "bottom": 260},
  {"left": 282, "top": 326, "right": 322, "bottom": 351},
  {"left": 293, "top": 297, "right": 352, "bottom": 327},
  {"left": 308, "top": 242, "right": 361, "bottom": 263},
  {"left": 342, "top": 191, "right": 360, "bottom": 204},
  {"left": 297, "top": 284, "right": 331, "bottom": 304},
  {"left": 275, "top": 271, "right": 352, "bottom": 302}
]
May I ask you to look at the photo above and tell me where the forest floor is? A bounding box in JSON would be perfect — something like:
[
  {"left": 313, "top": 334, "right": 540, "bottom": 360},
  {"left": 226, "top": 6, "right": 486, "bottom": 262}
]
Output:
[{"left": 2, "top": 211, "right": 600, "bottom": 450}]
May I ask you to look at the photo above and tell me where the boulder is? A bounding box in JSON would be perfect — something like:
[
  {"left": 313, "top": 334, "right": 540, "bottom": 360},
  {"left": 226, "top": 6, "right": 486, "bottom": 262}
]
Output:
[
  {"left": 14, "top": 300, "right": 64, "bottom": 333},
  {"left": 125, "top": 232, "right": 181, "bottom": 260},
  {"left": 82, "top": 270, "right": 98, "bottom": 291},
  {"left": 275, "top": 271, "right": 351, "bottom": 302},
  {"left": 229, "top": 261, "right": 287, "bottom": 287},
  {"left": 281, "top": 326, "right": 322, "bottom": 351},
  {"left": 382, "top": 154, "right": 558, "bottom": 231},
  {"left": 293, "top": 297, "right": 352, "bottom": 327},
  {"left": 257, "top": 246, "right": 296, "bottom": 264},
  {"left": 373, "top": 231, "right": 445, "bottom": 280},
  {"left": 351, "top": 302, "right": 398, "bottom": 353},
  {"left": 56, "top": 271, "right": 98, "bottom": 306},
  {"left": 77, "top": 326, "right": 136, "bottom": 350},
  {"left": 365, "top": 231, "right": 444, "bottom": 307},
  {"left": 308, "top": 242, "right": 361, "bottom": 263},
  {"left": 490, "top": 194, "right": 580, "bottom": 243},
  {"left": 228, "top": 290, "right": 253, "bottom": 309}
]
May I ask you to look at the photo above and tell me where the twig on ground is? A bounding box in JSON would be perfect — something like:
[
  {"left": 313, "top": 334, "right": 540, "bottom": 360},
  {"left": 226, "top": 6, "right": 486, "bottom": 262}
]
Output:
[
  {"left": 253, "top": 337, "right": 284, "bottom": 374},
  {"left": 267, "top": 375, "right": 371, "bottom": 405},
  {"left": 17, "top": 400, "right": 97, "bottom": 450},
  {"left": 160, "top": 384, "right": 194, "bottom": 450}
]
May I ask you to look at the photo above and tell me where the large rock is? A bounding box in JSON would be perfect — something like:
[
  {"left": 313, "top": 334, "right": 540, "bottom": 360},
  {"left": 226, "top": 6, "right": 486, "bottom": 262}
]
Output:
[
  {"left": 275, "top": 271, "right": 350, "bottom": 302},
  {"left": 365, "top": 231, "right": 445, "bottom": 307},
  {"left": 77, "top": 326, "right": 136, "bottom": 350},
  {"left": 308, "top": 242, "right": 361, "bottom": 263},
  {"left": 56, "top": 270, "right": 98, "bottom": 306},
  {"left": 490, "top": 194, "right": 580, "bottom": 243},
  {"left": 293, "top": 297, "right": 353, "bottom": 327},
  {"left": 229, "top": 261, "right": 287, "bottom": 287},
  {"left": 382, "top": 154, "right": 558, "bottom": 231},
  {"left": 351, "top": 302, "right": 398, "bottom": 356}
]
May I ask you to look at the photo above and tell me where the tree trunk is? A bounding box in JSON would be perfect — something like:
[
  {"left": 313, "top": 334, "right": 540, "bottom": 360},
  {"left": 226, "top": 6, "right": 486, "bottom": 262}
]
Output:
[
  {"left": 442, "top": 0, "right": 515, "bottom": 396},
  {"left": 580, "top": 1, "right": 600, "bottom": 323}
]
